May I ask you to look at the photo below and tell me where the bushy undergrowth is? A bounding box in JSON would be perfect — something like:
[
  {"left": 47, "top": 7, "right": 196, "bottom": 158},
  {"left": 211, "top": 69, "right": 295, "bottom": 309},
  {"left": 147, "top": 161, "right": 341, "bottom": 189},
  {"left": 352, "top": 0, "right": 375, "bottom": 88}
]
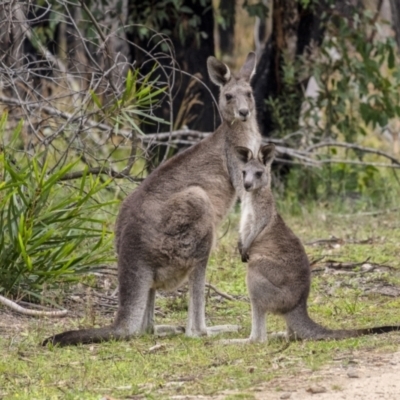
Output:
[
  {"left": 279, "top": 162, "right": 400, "bottom": 212},
  {"left": 0, "top": 117, "right": 116, "bottom": 298}
]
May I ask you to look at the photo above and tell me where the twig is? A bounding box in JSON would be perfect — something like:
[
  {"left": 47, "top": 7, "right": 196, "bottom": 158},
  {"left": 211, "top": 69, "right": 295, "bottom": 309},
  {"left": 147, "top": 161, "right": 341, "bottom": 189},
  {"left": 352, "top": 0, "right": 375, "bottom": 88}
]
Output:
[
  {"left": 205, "top": 283, "right": 235, "bottom": 301},
  {"left": 319, "top": 159, "right": 400, "bottom": 169},
  {"left": 306, "top": 141, "right": 400, "bottom": 166},
  {"left": 60, "top": 166, "right": 144, "bottom": 181},
  {"left": 323, "top": 257, "right": 371, "bottom": 270},
  {"left": 332, "top": 207, "right": 399, "bottom": 217},
  {"left": 0, "top": 294, "right": 68, "bottom": 317}
]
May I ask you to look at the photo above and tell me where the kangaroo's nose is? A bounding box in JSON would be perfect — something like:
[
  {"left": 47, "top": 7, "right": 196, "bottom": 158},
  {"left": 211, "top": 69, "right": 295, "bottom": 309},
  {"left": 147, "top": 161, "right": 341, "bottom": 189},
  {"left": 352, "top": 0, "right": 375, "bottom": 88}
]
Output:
[
  {"left": 239, "top": 109, "right": 249, "bottom": 118},
  {"left": 244, "top": 182, "right": 252, "bottom": 190}
]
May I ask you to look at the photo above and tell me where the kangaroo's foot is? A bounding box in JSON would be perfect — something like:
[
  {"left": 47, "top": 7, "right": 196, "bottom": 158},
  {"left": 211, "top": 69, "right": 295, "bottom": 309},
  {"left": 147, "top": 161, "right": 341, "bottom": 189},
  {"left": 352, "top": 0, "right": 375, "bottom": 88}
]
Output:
[
  {"left": 154, "top": 325, "right": 185, "bottom": 337},
  {"left": 206, "top": 324, "right": 240, "bottom": 336}
]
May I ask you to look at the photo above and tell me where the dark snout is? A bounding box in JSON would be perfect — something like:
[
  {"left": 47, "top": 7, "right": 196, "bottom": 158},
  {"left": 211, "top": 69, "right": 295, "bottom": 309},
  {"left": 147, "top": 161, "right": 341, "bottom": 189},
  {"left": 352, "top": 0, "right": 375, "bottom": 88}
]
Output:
[
  {"left": 244, "top": 181, "right": 252, "bottom": 191},
  {"left": 239, "top": 109, "right": 249, "bottom": 119}
]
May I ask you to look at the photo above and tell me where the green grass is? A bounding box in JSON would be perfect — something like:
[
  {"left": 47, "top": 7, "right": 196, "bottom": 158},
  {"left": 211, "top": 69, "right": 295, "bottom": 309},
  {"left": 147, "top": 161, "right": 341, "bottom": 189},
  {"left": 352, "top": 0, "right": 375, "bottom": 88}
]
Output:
[{"left": 1, "top": 204, "right": 400, "bottom": 399}]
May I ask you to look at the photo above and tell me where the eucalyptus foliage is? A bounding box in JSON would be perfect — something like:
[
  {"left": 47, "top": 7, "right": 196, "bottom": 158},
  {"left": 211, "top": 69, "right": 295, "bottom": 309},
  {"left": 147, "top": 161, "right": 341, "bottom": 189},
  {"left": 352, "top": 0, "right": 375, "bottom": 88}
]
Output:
[{"left": 0, "top": 114, "right": 116, "bottom": 297}]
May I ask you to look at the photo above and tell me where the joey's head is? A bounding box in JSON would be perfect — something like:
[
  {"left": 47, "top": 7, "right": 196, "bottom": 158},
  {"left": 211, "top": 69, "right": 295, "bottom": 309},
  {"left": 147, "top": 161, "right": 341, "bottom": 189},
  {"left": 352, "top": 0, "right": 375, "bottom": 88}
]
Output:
[
  {"left": 235, "top": 144, "right": 275, "bottom": 192},
  {"left": 207, "top": 52, "right": 256, "bottom": 124}
]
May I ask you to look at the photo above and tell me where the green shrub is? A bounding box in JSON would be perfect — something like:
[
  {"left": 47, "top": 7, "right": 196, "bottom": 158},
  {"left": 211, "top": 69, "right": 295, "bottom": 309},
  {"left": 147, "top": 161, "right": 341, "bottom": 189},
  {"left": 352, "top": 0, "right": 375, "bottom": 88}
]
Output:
[{"left": 0, "top": 116, "right": 116, "bottom": 298}]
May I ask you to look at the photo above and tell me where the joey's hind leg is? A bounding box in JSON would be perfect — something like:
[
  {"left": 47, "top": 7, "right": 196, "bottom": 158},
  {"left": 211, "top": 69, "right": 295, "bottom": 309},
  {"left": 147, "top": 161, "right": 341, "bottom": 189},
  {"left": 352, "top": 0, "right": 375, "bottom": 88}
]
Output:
[{"left": 248, "top": 302, "right": 267, "bottom": 342}]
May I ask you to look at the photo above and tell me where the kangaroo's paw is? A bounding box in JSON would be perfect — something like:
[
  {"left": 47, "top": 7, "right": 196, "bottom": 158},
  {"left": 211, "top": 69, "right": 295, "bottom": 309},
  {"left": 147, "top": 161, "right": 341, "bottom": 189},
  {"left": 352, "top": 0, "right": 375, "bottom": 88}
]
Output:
[
  {"left": 154, "top": 325, "right": 185, "bottom": 337},
  {"left": 206, "top": 324, "right": 240, "bottom": 336}
]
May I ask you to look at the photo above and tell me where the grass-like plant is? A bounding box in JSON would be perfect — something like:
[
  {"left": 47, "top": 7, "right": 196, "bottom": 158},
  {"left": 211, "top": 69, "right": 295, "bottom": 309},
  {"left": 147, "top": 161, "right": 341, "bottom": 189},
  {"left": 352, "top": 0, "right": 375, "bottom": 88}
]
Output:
[{"left": 0, "top": 114, "right": 116, "bottom": 298}]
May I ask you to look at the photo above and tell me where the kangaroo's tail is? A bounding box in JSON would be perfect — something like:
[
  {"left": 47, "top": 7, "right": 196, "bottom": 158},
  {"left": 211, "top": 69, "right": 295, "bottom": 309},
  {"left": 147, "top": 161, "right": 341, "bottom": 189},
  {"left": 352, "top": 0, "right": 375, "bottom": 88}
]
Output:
[
  {"left": 284, "top": 303, "right": 400, "bottom": 340},
  {"left": 42, "top": 326, "right": 126, "bottom": 346}
]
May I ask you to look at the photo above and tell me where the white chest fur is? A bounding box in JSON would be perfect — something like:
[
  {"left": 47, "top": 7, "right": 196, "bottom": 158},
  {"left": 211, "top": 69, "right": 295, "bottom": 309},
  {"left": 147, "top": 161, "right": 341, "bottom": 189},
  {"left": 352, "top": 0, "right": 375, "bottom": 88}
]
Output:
[{"left": 239, "top": 193, "right": 255, "bottom": 241}]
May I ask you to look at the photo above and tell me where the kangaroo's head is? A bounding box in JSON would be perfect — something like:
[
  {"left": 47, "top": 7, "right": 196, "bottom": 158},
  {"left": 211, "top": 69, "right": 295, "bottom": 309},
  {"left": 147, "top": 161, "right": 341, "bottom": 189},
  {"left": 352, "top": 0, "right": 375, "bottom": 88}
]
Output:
[
  {"left": 235, "top": 144, "right": 275, "bottom": 192},
  {"left": 207, "top": 52, "right": 256, "bottom": 124}
]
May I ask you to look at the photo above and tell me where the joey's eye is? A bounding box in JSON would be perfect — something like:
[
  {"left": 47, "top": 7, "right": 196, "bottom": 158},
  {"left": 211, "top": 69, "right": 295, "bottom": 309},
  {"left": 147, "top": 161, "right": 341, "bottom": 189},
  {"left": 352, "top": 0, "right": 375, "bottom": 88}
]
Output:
[
  {"left": 247, "top": 92, "right": 252, "bottom": 98},
  {"left": 255, "top": 171, "right": 262, "bottom": 178},
  {"left": 225, "top": 94, "right": 233, "bottom": 101}
]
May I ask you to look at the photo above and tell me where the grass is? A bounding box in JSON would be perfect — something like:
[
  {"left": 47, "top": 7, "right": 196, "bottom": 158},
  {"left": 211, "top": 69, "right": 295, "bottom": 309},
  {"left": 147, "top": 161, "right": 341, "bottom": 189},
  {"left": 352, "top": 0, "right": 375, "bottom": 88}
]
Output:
[{"left": 0, "top": 203, "right": 400, "bottom": 399}]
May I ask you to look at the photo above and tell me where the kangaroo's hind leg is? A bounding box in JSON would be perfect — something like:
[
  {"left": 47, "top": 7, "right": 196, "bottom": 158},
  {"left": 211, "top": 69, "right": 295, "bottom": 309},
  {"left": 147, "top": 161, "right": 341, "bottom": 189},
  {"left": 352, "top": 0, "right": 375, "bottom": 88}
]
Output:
[
  {"left": 112, "top": 245, "right": 156, "bottom": 338},
  {"left": 140, "top": 289, "right": 185, "bottom": 336}
]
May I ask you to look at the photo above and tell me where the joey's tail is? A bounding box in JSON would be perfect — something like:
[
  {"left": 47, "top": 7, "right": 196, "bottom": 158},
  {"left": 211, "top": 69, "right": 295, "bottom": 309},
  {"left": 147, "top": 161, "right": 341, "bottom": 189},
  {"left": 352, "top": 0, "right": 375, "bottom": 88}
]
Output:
[
  {"left": 284, "top": 303, "right": 400, "bottom": 341},
  {"left": 42, "top": 326, "right": 127, "bottom": 346}
]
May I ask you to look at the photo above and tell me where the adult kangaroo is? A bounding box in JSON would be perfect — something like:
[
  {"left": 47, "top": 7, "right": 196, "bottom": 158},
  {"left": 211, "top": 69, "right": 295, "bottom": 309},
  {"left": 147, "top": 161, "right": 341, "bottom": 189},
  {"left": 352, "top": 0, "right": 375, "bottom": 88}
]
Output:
[
  {"left": 43, "top": 52, "right": 262, "bottom": 346},
  {"left": 233, "top": 144, "right": 400, "bottom": 343}
]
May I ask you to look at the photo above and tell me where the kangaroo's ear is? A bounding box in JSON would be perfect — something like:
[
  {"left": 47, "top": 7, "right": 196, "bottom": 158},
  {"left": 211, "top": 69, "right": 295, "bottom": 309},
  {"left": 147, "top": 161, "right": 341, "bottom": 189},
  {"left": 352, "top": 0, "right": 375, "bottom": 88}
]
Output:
[
  {"left": 207, "top": 56, "right": 231, "bottom": 86},
  {"left": 239, "top": 52, "right": 256, "bottom": 82},
  {"left": 259, "top": 144, "right": 275, "bottom": 165},
  {"left": 235, "top": 146, "right": 253, "bottom": 163}
]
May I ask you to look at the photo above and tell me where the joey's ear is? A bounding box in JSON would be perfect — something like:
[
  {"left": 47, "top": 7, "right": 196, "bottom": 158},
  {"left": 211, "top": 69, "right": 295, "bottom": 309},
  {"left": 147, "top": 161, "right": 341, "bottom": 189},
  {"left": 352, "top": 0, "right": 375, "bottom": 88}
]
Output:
[
  {"left": 235, "top": 146, "right": 253, "bottom": 163},
  {"left": 259, "top": 144, "right": 275, "bottom": 165},
  {"left": 239, "top": 52, "right": 256, "bottom": 81},
  {"left": 207, "top": 56, "right": 231, "bottom": 86}
]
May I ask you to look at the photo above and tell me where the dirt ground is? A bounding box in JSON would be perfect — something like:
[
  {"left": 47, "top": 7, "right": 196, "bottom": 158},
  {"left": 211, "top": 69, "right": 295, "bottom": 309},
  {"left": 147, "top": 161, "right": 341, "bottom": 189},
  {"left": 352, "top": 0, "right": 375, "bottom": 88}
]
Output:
[
  {"left": 1, "top": 307, "right": 400, "bottom": 400},
  {"left": 171, "top": 352, "right": 400, "bottom": 400},
  {"left": 169, "top": 350, "right": 400, "bottom": 400},
  {"left": 251, "top": 350, "right": 400, "bottom": 400}
]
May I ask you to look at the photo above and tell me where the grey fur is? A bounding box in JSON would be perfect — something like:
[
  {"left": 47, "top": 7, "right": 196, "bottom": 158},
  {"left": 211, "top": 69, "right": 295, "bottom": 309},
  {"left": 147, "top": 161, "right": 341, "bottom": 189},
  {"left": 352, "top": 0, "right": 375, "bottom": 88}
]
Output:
[
  {"left": 43, "top": 52, "right": 261, "bottom": 346},
  {"left": 235, "top": 145, "right": 400, "bottom": 343}
]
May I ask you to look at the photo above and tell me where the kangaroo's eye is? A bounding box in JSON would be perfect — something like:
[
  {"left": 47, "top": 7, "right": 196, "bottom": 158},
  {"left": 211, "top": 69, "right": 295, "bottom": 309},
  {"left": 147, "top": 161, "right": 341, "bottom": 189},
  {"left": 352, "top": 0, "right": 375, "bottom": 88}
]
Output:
[
  {"left": 247, "top": 92, "right": 252, "bottom": 98},
  {"left": 225, "top": 94, "right": 233, "bottom": 101},
  {"left": 255, "top": 172, "right": 262, "bottom": 178}
]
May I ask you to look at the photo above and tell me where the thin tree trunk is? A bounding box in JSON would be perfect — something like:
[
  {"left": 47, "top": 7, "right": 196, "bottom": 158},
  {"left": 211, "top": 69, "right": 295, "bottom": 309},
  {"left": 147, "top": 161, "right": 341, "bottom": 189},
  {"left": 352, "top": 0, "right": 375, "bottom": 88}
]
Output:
[
  {"left": 218, "top": 0, "right": 235, "bottom": 57},
  {"left": 389, "top": 0, "right": 400, "bottom": 50}
]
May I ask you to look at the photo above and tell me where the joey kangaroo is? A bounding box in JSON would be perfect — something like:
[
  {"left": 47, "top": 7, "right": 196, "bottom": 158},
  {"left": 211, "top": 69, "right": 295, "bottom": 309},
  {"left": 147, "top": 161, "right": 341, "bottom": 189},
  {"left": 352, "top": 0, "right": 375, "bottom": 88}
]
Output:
[
  {"left": 43, "top": 52, "right": 262, "bottom": 346},
  {"left": 234, "top": 144, "right": 400, "bottom": 343}
]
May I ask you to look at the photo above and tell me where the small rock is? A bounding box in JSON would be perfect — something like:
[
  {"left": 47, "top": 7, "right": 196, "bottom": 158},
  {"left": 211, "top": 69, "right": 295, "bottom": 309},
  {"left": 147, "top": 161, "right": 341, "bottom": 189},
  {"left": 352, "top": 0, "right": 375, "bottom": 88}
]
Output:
[
  {"left": 361, "top": 263, "right": 374, "bottom": 272},
  {"left": 280, "top": 393, "right": 291, "bottom": 399},
  {"left": 148, "top": 343, "right": 166, "bottom": 353},
  {"left": 306, "top": 386, "right": 326, "bottom": 394},
  {"left": 347, "top": 369, "right": 359, "bottom": 378}
]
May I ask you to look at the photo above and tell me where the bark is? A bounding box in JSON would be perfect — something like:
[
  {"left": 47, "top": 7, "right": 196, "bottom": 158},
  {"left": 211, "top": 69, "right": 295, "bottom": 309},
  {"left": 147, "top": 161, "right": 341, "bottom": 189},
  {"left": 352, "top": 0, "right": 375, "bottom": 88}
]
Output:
[
  {"left": 252, "top": 1, "right": 327, "bottom": 137},
  {"left": 218, "top": 0, "right": 235, "bottom": 57},
  {"left": 128, "top": 0, "right": 218, "bottom": 135},
  {"left": 389, "top": 0, "right": 400, "bottom": 50}
]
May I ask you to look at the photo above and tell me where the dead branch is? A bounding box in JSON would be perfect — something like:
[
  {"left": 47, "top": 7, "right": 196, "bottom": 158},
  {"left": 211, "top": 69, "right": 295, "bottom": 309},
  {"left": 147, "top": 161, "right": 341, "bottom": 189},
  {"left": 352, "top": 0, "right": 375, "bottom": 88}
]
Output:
[
  {"left": 205, "top": 283, "right": 236, "bottom": 301},
  {"left": 306, "top": 141, "right": 400, "bottom": 166},
  {"left": 318, "top": 159, "right": 400, "bottom": 169},
  {"left": 0, "top": 294, "right": 68, "bottom": 317}
]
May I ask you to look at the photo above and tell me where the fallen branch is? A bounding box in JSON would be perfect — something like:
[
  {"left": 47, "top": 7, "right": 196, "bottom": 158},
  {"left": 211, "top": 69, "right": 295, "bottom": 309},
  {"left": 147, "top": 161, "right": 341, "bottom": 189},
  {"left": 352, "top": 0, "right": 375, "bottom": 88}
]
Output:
[
  {"left": 0, "top": 294, "right": 68, "bottom": 317},
  {"left": 306, "top": 237, "right": 374, "bottom": 246},
  {"left": 323, "top": 257, "right": 371, "bottom": 270},
  {"left": 205, "top": 283, "right": 235, "bottom": 301}
]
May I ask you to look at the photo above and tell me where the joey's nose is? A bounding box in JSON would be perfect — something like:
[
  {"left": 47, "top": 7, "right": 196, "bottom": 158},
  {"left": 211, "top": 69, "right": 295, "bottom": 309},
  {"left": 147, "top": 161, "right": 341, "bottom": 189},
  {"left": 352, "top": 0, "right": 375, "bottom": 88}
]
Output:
[
  {"left": 239, "top": 109, "right": 249, "bottom": 118},
  {"left": 244, "top": 182, "right": 252, "bottom": 191}
]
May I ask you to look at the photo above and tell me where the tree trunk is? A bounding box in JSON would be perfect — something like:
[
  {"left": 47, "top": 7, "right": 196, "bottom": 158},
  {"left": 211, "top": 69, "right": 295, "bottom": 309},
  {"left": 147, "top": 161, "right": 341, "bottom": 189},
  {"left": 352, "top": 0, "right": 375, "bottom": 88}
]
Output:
[
  {"left": 128, "top": 0, "right": 218, "bottom": 135},
  {"left": 218, "top": 0, "right": 235, "bottom": 58},
  {"left": 389, "top": 0, "right": 400, "bottom": 50},
  {"left": 252, "top": 1, "right": 327, "bottom": 138}
]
